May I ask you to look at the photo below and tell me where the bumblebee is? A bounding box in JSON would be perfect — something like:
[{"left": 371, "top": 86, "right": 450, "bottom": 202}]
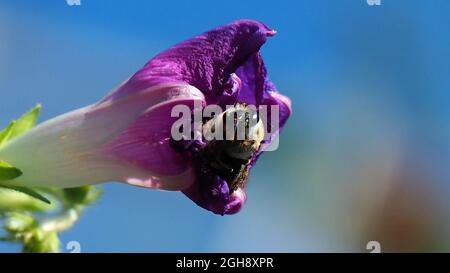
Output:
[{"left": 201, "top": 103, "right": 265, "bottom": 192}]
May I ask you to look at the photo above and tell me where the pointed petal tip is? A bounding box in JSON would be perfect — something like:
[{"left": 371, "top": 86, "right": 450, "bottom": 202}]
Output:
[
  {"left": 267, "top": 29, "right": 277, "bottom": 37},
  {"left": 231, "top": 19, "right": 277, "bottom": 37}
]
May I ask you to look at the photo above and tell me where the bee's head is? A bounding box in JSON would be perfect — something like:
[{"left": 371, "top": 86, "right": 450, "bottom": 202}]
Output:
[{"left": 203, "top": 103, "right": 265, "bottom": 160}]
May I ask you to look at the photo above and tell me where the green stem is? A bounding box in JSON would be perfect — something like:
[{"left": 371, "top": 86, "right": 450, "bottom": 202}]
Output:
[{"left": 40, "top": 207, "right": 83, "bottom": 233}]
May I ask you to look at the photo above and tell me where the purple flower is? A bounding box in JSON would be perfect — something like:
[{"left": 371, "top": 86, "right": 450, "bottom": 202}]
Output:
[{"left": 0, "top": 20, "right": 291, "bottom": 215}]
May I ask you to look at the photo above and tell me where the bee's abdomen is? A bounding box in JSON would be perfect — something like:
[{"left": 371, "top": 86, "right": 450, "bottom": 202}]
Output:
[{"left": 204, "top": 145, "right": 249, "bottom": 192}]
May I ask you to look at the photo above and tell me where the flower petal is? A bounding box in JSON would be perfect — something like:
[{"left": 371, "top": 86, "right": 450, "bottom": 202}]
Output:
[
  {"left": 182, "top": 168, "right": 246, "bottom": 215},
  {"left": 101, "top": 97, "right": 204, "bottom": 177},
  {"left": 234, "top": 53, "right": 268, "bottom": 106},
  {"left": 103, "top": 20, "right": 276, "bottom": 104},
  {"left": 0, "top": 84, "right": 204, "bottom": 190}
]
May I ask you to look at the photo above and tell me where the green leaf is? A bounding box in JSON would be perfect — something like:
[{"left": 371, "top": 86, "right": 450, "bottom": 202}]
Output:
[
  {"left": 0, "top": 122, "right": 16, "bottom": 148},
  {"left": 0, "top": 188, "right": 54, "bottom": 212},
  {"left": 64, "top": 186, "right": 103, "bottom": 205},
  {"left": 63, "top": 187, "right": 91, "bottom": 204},
  {"left": 0, "top": 185, "right": 51, "bottom": 204},
  {"left": 0, "top": 104, "right": 41, "bottom": 148},
  {"left": 0, "top": 160, "right": 22, "bottom": 181},
  {"left": 9, "top": 104, "right": 41, "bottom": 139}
]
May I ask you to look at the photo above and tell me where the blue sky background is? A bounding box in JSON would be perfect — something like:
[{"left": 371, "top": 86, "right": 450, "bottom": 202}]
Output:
[{"left": 1, "top": 0, "right": 450, "bottom": 252}]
